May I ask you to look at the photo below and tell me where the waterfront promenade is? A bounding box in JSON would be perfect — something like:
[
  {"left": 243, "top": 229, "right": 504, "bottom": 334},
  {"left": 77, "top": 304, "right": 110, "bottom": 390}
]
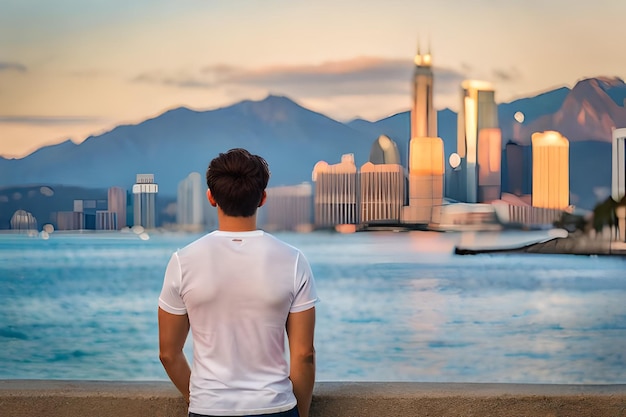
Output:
[{"left": 1, "top": 380, "right": 625, "bottom": 416}]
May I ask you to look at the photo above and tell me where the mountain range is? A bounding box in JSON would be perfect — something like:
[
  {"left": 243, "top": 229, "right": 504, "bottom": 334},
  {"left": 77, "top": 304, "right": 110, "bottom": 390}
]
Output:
[{"left": 1, "top": 76, "right": 625, "bottom": 213}]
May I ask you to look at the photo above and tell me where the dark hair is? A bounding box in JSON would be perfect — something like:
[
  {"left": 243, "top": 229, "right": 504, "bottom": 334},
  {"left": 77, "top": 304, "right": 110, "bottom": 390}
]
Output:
[{"left": 206, "top": 148, "right": 270, "bottom": 217}]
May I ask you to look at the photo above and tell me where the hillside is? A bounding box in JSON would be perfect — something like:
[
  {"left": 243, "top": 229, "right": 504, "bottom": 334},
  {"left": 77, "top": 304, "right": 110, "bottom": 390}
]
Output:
[{"left": 0, "top": 77, "right": 623, "bottom": 214}]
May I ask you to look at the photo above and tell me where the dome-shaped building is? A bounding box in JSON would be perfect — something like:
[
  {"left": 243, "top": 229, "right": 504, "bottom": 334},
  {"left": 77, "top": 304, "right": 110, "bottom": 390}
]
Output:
[
  {"left": 10, "top": 210, "right": 37, "bottom": 231},
  {"left": 369, "top": 135, "right": 401, "bottom": 165}
]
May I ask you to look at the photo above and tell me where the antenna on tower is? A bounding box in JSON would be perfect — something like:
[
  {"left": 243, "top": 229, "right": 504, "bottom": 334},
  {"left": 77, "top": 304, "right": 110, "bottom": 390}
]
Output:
[{"left": 414, "top": 36, "right": 423, "bottom": 66}]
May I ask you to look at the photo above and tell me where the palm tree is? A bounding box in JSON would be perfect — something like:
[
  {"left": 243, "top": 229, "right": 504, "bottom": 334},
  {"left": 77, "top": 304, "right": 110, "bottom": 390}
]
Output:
[{"left": 592, "top": 197, "right": 618, "bottom": 239}]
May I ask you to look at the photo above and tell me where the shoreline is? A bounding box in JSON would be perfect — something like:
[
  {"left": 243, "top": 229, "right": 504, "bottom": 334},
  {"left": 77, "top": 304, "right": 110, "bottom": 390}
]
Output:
[
  {"left": 2, "top": 380, "right": 626, "bottom": 417},
  {"left": 455, "top": 233, "right": 626, "bottom": 256}
]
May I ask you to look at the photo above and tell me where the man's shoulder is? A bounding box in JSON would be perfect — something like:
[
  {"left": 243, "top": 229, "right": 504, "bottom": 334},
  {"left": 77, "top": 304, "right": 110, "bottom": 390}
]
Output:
[
  {"left": 177, "top": 231, "right": 218, "bottom": 255},
  {"left": 261, "top": 232, "right": 302, "bottom": 253}
]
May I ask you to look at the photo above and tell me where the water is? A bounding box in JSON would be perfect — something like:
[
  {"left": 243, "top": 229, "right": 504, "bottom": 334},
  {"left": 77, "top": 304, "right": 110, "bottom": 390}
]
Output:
[{"left": 1, "top": 231, "right": 625, "bottom": 384}]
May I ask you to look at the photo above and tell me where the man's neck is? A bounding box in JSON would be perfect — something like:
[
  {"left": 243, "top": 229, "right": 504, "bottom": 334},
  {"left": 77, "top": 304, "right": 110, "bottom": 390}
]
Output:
[{"left": 217, "top": 212, "right": 258, "bottom": 232}]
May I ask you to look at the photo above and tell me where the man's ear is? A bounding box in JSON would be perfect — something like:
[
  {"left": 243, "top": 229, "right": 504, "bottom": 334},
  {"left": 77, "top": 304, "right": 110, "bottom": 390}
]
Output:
[
  {"left": 207, "top": 189, "right": 217, "bottom": 207},
  {"left": 258, "top": 191, "right": 267, "bottom": 208}
]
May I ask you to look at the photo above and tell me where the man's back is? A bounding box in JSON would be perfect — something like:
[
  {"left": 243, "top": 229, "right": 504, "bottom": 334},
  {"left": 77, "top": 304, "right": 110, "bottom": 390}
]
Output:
[{"left": 159, "top": 230, "right": 317, "bottom": 415}]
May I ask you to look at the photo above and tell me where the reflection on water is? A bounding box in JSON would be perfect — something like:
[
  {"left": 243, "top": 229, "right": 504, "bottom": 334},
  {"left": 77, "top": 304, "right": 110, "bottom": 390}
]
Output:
[{"left": 0, "top": 231, "right": 625, "bottom": 383}]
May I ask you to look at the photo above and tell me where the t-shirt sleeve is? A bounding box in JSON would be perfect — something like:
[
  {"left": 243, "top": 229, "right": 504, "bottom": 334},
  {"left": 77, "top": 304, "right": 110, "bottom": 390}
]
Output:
[
  {"left": 158, "top": 252, "right": 187, "bottom": 315},
  {"left": 290, "top": 251, "right": 319, "bottom": 313}
]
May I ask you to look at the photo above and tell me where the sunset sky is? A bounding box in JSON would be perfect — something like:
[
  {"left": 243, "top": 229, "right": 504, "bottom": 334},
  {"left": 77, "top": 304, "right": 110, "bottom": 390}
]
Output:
[{"left": 1, "top": 0, "right": 625, "bottom": 158}]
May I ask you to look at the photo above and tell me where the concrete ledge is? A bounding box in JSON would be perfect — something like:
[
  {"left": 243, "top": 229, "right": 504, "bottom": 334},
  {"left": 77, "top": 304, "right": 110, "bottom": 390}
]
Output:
[{"left": 2, "top": 380, "right": 626, "bottom": 417}]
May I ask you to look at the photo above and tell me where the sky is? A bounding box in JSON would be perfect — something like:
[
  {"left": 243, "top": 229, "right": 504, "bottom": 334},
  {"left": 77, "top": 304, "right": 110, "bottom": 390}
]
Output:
[{"left": 1, "top": 0, "right": 625, "bottom": 158}]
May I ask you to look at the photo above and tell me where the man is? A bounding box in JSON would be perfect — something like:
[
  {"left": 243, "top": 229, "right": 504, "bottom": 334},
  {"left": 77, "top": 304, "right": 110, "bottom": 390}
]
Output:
[{"left": 158, "top": 148, "right": 318, "bottom": 417}]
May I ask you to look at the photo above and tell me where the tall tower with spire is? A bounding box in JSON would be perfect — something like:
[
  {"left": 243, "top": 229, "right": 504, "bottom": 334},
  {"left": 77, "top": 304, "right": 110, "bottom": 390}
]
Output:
[
  {"left": 410, "top": 42, "right": 437, "bottom": 141},
  {"left": 402, "top": 42, "right": 444, "bottom": 226}
]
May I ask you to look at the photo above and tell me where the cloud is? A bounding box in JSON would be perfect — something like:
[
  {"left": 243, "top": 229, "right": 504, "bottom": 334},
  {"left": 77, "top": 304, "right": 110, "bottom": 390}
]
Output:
[
  {"left": 132, "top": 57, "right": 467, "bottom": 100},
  {"left": 132, "top": 70, "right": 215, "bottom": 89},
  {"left": 493, "top": 67, "right": 523, "bottom": 83},
  {"left": 0, "top": 116, "right": 104, "bottom": 126},
  {"left": 0, "top": 62, "right": 27, "bottom": 73}
]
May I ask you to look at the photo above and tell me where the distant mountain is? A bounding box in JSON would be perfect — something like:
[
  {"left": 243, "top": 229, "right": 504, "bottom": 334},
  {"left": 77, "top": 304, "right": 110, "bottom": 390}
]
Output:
[
  {"left": 0, "top": 95, "right": 372, "bottom": 196},
  {"left": 498, "top": 87, "right": 570, "bottom": 141},
  {"left": 0, "top": 78, "right": 623, "bottom": 213},
  {"left": 500, "top": 77, "right": 626, "bottom": 145}
]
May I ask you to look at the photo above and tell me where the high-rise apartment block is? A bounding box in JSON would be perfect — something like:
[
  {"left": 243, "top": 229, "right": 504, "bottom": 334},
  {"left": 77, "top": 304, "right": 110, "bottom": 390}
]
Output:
[
  {"left": 133, "top": 174, "right": 158, "bottom": 229},
  {"left": 360, "top": 162, "right": 404, "bottom": 225},
  {"left": 613, "top": 128, "right": 626, "bottom": 201},
  {"left": 312, "top": 154, "right": 359, "bottom": 228},
  {"left": 531, "top": 131, "right": 569, "bottom": 209},
  {"left": 261, "top": 183, "right": 313, "bottom": 232},
  {"left": 96, "top": 211, "right": 117, "bottom": 230}
]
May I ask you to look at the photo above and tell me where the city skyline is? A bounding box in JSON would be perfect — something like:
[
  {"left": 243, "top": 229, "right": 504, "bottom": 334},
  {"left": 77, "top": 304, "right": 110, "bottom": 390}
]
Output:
[{"left": 1, "top": 0, "right": 625, "bottom": 158}]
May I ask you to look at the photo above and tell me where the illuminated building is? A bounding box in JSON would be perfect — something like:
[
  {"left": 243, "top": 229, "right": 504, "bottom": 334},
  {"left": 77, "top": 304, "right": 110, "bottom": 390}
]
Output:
[
  {"left": 360, "top": 162, "right": 404, "bottom": 225},
  {"left": 411, "top": 44, "right": 436, "bottom": 139},
  {"left": 457, "top": 80, "right": 499, "bottom": 203},
  {"left": 312, "top": 154, "right": 358, "bottom": 228},
  {"left": 369, "top": 135, "right": 401, "bottom": 165},
  {"left": 177, "top": 172, "right": 205, "bottom": 232},
  {"left": 477, "top": 128, "right": 502, "bottom": 202},
  {"left": 107, "top": 186, "right": 127, "bottom": 230},
  {"left": 133, "top": 174, "right": 158, "bottom": 229},
  {"left": 261, "top": 183, "right": 313, "bottom": 232},
  {"left": 613, "top": 128, "right": 626, "bottom": 201},
  {"left": 531, "top": 131, "right": 569, "bottom": 209},
  {"left": 403, "top": 136, "right": 444, "bottom": 224}
]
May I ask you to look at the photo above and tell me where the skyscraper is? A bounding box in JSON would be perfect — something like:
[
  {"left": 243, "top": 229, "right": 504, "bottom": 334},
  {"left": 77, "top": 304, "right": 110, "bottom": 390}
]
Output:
[
  {"left": 502, "top": 141, "right": 532, "bottom": 196},
  {"left": 177, "top": 172, "right": 205, "bottom": 232},
  {"left": 404, "top": 44, "right": 443, "bottom": 225},
  {"left": 531, "top": 131, "right": 569, "bottom": 209},
  {"left": 411, "top": 44, "right": 436, "bottom": 139},
  {"left": 613, "top": 128, "right": 626, "bottom": 201},
  {"left": 108, "top": 186, "right": 127, "bottom": 230},
  {"left": 132, "top": 174, "right": 158, "bottom": 229},
  {"left": 457, "top": 80, "right": 500, "bottom": 203},
  {"left": 477, "top": 128, "right": 502, "bottom": 202}
]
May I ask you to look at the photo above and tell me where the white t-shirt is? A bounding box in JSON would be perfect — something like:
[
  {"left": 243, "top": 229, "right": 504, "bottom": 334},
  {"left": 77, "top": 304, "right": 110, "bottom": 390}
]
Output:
[{"left": 158, "top": 230, "right": 318, "bottom": 416}]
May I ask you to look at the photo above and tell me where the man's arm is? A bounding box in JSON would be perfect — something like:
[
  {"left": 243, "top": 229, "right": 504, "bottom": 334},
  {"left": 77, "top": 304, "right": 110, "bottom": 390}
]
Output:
[
  {"left": 158, "top": 307, "right": 191, "bottom": 404},
  {"left": 286, "top": 307, "right": 316, "bottom": 417}
]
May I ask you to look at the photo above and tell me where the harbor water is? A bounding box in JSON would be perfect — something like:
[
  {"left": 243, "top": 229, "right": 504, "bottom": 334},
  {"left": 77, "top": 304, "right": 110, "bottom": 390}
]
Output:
[{"left": 1, "top": 230, "right": 625, "bottom": 384}]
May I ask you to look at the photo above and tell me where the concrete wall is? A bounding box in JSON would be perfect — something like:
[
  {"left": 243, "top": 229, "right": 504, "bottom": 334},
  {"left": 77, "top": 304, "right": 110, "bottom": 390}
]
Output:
[{"left": 1, "top": 380, "right": 625, "bottom": 417}]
